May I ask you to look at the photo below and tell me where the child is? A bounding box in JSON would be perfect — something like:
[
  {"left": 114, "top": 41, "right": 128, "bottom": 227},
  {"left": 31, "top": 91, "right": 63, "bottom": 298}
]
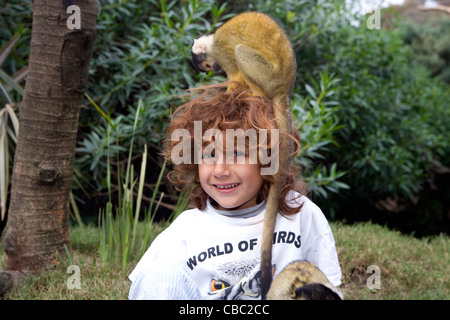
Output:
[{"left": 128, "top": 87, "right": 342, "bottom": 300}]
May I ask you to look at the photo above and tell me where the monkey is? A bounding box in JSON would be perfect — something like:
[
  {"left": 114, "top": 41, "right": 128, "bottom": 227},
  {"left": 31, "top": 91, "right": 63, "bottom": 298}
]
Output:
[
  {"left": 191, "top": 12, "right": 296, "bottom": 299},
  {"left": 266, "top": 261, "right": 343, "bottom": 300},
  {"left": 191, "top": 12, "right": 296, "bottom": 106}
]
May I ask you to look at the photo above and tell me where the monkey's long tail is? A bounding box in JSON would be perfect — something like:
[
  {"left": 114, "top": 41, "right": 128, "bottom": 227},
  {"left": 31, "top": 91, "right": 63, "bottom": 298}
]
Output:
[
  {"left": 260, "top": 100, "right": 293, "bottom": 300},
  {"left": 260, "top": 182, "right": 283, "bottom": 299}
]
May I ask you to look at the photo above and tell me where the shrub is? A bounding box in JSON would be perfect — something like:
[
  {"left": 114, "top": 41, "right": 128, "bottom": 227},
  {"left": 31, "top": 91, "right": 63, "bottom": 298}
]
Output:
[
  {"left": 75, "top": 0, "right": 350, "bottom": 219},
  {"left": 252, "top": 0, "right": 450, "bottom": 233},
  {"left": 401, "top": 17, "right": 450, "bottom": 84},
  {"left": 2, "top": 0, "right": 448, "bottom": 236},
  {"left": 74, "top": 0, "right": 229, "bottom": 213}
]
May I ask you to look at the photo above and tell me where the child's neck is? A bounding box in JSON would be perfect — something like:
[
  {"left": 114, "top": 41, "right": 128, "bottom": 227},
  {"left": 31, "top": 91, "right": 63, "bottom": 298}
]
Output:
[{"left": 208, "top": 198, "right": 266, "bottom": 218}]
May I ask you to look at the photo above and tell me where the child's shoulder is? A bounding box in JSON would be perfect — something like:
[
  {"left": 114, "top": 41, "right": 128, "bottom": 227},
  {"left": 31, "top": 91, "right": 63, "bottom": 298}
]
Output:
[
  {"left": 172, "top": 207, "right": 204, "bottom": 223},
  {"left": 286, "top": 191, "right": 328, "bottom": 223},
  {"left": 286, "top": 191, "right": 321, "bottom": 212},
  {"left": 158, "top": 207, "right": 209, "bottom": 237},
  {"left": 148, "top": 207, "right": 203, "bottom": 250}
]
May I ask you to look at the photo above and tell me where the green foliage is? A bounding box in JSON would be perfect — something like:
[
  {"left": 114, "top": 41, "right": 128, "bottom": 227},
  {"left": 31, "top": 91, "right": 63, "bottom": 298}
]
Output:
[
  {"left": 293, "top": 72, "right": 349, "bottom": 202},
  {"left": 1, "top": 0, "right": 449, "bottom": 235},
  {"left": 0, "top": 1, "right": 32, "bottom": 77},
  {"left": 250, "top": 0, "right": 450, "bottom": 232},
  {"left": 87, "top": 0, "right": 227, "bottom": 117},
  {"left": 77, "top": 0, "right": 351, "bottom": 211},
  {"left": 329, "top": 25, "right": 449, "bottom": 203},
  {"left": 401, "top": 17, "right": 450, "bottom": 84},
  {"left": 76, "top": 0, "right": 228, "bottom": 196},
  {"left": 97, "top": 101, "right": 170, "bottom": 271},
  {"left": 0, "top": 34, "right": 24, "bottom": 221},
  {"left": 329, "top": 27, "right": 434, "bottom": 197}
]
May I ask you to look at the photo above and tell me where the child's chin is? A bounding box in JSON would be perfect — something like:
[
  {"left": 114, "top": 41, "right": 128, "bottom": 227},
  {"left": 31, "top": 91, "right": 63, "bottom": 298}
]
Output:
[{"left": 214, "top": 201, "right": 242, "bottom": 211}]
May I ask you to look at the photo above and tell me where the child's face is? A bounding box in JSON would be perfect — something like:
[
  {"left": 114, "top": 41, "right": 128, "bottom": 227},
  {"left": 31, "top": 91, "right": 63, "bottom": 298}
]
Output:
[{"left": 198, "top": 143, "right": 264, "bottom": 211}]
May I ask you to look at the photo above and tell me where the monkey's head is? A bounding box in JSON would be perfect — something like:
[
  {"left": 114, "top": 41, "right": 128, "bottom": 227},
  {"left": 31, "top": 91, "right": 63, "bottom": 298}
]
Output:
[
  {"left": 294, "top": 283, "right": 343, "bottom": 300},
  {"left": 191, "top": 34, "right": 224, "bottom": 74}
]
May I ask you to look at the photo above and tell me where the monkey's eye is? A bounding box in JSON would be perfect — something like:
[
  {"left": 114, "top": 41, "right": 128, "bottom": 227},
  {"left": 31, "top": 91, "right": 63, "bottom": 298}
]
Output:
[
  {"left": 212, "top": 62, "right": 223, "bottom": 74},
  {"left": 211, "top": 279, "right": 230, "bottom": 292}
]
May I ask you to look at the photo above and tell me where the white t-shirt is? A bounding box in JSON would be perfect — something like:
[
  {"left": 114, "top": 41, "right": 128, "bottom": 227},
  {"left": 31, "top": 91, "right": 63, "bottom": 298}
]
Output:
[{"left": 128, "top": 192, "right": 342, "bottom": 300}]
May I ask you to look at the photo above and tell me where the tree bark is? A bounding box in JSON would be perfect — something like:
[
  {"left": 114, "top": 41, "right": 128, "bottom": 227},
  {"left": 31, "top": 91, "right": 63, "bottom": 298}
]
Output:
[
  {"left": 418, "top": 4, "right": 450, "bottom": 15},
  {"left": 1, "top": 0, "right": 97, "bottom": 276}
]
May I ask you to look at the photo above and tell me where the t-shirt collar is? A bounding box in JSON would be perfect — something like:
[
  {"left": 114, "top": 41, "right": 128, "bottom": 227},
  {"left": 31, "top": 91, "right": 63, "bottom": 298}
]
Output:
[{"left": 206, "top": 198, "right": 266, "bottom": 219}]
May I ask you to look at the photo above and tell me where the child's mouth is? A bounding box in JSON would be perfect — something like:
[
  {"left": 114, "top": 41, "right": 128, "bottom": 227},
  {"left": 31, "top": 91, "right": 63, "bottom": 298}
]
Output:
[{"left": 213, "top": 183, "right": 240, "bottom": 192}]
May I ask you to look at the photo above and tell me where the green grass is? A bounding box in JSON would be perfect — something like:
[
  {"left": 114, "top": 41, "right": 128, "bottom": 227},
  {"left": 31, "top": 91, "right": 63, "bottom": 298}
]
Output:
[
  {"left": 1, "top": 221, "right": 448, "bottom": 300},
  {"left": 333, "top": 222, "right": 449, "bottom": 300},
  {"left": 0, "top": 222, "right": 168, "bottom": 300}
]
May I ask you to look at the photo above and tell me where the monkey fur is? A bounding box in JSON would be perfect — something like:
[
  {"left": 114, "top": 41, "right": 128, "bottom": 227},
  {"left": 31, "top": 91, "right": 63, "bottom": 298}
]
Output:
[
  {"left": 191, "top": 12, "right": 296, "bottom": 106},
  {"left": 267, "top": 261, "right": 343, "bottom": 300},
  {"left": 191, "top": 12, "right": 296, "bottom": 299}
]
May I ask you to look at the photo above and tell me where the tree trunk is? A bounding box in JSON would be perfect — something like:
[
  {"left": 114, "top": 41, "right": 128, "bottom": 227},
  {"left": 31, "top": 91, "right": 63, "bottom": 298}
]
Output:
[
  {"left": 1, "top": 0, "right": 97, "bottom": 275},
  {"left": 418, "top": 4, "right": 450, "bottom": 15}
]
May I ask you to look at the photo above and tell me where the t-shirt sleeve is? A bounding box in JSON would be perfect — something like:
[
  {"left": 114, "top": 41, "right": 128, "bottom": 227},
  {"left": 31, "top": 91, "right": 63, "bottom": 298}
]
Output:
[
  {"left": 128, "top": 231, "right": 201, "bottom": 300},
  {"left": 303, "top": 230, "right": 342, "bottom": 287},
  {"left": 300, "top": 198, "right": 342, "bottom": 287},
  {"left": 128, "top": 259, "right": 201, "bottom": 299}
]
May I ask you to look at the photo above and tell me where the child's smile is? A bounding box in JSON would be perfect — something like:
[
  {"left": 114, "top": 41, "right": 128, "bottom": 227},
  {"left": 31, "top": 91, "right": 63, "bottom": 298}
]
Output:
[
  {"left": 199, "top": 146, "right": 263, "bottom": 211},
  {"left": 213, "top": 182, "right": 240, "bottom": 192}
]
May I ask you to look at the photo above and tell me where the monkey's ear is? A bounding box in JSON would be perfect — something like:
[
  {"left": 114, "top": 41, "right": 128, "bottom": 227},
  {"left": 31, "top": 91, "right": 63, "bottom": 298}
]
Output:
[{"left": 294, "top": 283, "right": 343, "bottom": 300}]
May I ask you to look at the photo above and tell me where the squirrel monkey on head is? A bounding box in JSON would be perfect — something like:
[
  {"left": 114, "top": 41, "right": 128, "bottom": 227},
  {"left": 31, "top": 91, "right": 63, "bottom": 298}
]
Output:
[
  {"left": 191, "top": 12, "right": 297, "bottom": 299},
  {"left": 191, "top": 11, "right": 296, "bottom": 106}
]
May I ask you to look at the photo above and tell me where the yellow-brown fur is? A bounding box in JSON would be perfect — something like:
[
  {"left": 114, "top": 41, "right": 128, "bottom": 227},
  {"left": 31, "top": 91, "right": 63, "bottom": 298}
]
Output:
[
  {"left": 192, "top": 12, "right": 296, "bottom": 105},
  {"left": 267, "top": 261, "right": 343, "bottom": 300}
]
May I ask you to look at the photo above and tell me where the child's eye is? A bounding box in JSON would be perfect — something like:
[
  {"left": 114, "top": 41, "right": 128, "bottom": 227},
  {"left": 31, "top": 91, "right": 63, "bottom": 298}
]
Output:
[
  {"left": 211, "top": 279, "right": 230, "bottom": 291},
  {"left": 224, "top": 150, "right": 247, "bottom": 164},
  {"left": 202, "top": 150, "right": 215, "bottom": 159}
]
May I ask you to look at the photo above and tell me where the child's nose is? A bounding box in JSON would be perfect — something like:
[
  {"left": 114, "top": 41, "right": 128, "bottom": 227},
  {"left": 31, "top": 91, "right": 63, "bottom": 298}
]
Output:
[{"left": 213, "top": 162, "right": 230, "bottom": 178}]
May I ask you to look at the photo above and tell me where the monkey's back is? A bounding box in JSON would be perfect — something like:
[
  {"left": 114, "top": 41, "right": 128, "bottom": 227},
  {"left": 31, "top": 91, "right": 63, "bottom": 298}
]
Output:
[{"left": 212, "top": 12, "right": 296, "bottom": 84}]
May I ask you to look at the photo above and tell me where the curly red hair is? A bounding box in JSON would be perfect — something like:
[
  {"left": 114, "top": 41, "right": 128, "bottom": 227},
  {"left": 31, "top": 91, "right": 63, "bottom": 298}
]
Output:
[{"left": 163, "top": 85, "right": 308, "bottom": 215}]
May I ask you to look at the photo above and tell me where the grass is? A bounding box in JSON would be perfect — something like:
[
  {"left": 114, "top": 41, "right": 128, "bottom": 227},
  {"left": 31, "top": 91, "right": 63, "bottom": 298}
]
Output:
[
  {"left": 334, "top": 222, "right": 449, "bottom": 299},
  {"left": 0, "top": 222, "right": 168, "bottom": 300},
  {"left": 1, "top": 221, "right": 448, "bottom": 300}
]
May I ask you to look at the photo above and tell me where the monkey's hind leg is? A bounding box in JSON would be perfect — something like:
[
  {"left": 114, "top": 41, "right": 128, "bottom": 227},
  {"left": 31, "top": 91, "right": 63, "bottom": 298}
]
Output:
[
  {"left": 226, "top": 71, "right": 252, "bottom": 93},
  {"left": 234, "top": 44, "right": 278, "bottom": 98}
]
